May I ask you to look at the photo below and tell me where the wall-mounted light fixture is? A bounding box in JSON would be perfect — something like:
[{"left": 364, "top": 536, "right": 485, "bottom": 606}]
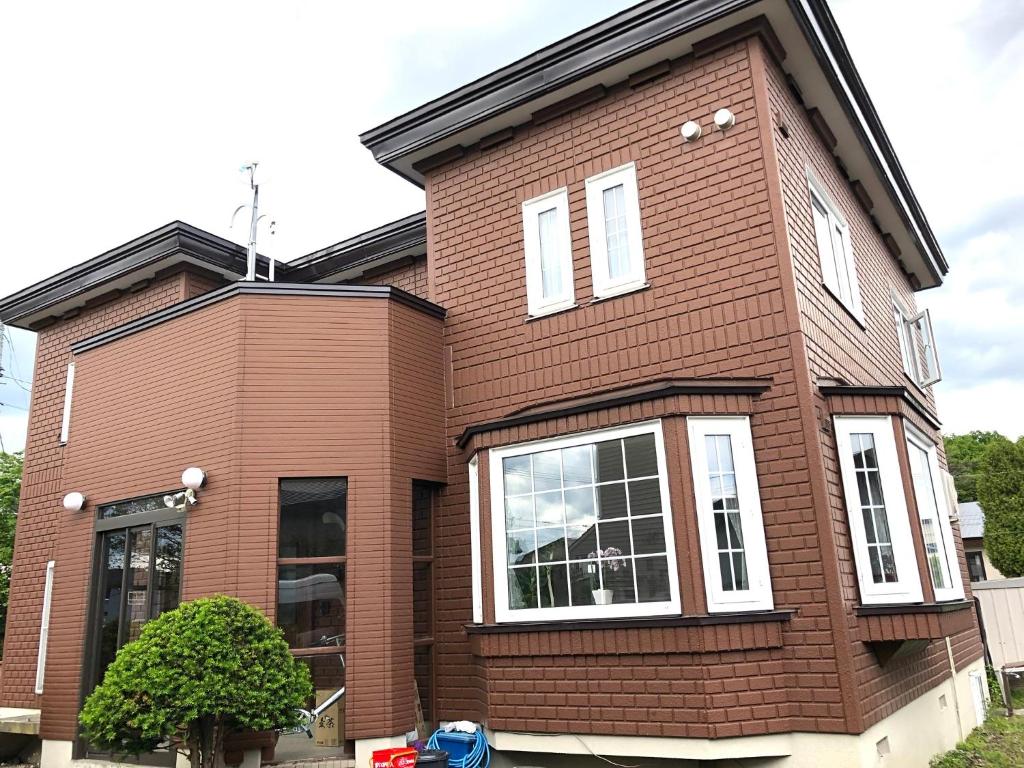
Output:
[
  {"left": 182, "top": 467, "right": 206, "bottom": 491},
  {"left": 714, "top": 108, "right": 736, "bottom": 131},
  {"left": 62, "top": 492, "right": 86, "bottom": 513},
  {"left": 680, "top": 120, "right": 702, "bottom": 142},
  {"left": 163, "top": 467, "right": 207, "bottom": 509}
]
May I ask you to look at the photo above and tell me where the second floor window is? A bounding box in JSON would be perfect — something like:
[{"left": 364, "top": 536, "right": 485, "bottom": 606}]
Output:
[
  {"left": 807, "top": 171, "right": 862, "bottom": 321},
  {"left": 522, "top": 187, "right": 574, "bottom": 316},
  {"left": 892, "top": 298, "right": 942, "bottom": 387},
  {"left": 585, "top": 162, "right": 646, "bottom": 298}
]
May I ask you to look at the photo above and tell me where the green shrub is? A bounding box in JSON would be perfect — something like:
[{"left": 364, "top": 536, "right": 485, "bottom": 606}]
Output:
[{"left": 80, "top": 595, "right": 312, "bottom": 768}]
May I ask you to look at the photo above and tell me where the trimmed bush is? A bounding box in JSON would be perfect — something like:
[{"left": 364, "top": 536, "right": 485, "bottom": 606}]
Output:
[{"left": 80, "top": 595, "right": 312, "bottom": 768}]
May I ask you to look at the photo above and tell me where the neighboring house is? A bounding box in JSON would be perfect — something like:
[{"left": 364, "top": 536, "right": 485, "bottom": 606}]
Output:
[
  {"left": 959, "top": 501, "right": 1005, "bottom": 582},
  {"left": 0, "top": 2, "right": 987, "bottom": 768}
]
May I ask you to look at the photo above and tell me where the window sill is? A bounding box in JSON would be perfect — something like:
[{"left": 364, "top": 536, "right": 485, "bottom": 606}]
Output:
[
  {"left": 822, "top": 282, "right": 866, "bottom": 329},
  {"left": 465, "top": 609, "right": 794, "bottom": 634},
  {"left": 525, "top": 302, "right": 578, "bottom": 322},
  {"left": 856, "top": 600, "right": 975, "bottom": 642},
  {"left": 590, "top": 282, "right": 650, "bottom": 304}
]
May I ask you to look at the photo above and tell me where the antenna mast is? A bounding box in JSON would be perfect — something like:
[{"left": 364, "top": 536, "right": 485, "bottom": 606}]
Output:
[{"left": 230, "top": 162, "right": 276, "bottom": 281}]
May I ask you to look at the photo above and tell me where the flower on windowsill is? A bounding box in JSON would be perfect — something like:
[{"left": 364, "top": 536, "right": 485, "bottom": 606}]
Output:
[{"left": 587, "top": 547, "right": 628, "bottom": 589}]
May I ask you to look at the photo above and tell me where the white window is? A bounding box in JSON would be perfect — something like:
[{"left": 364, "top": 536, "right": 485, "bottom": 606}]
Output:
[
  {"left": 905, "top": 426, "right": 964, "bottom": 602},
  {"left": 834, "top": 416, "right": 923, "bottom": 605},
  {"left": 35, "top": 560, "right": 55, "bottom": 694},
  {"left": 893, "top": 298, "right": 942, "bottom": 387},
  {"left": 687, "top": 417, "right": 773, "bottom": 612},
  {"left": 807, "top": 171, "right": 862, "bottom": 320},
  {"left": 489, "top": 421, "right": 680, "bottom": 622},
  {"left": 60, "top": 361, "right": 75, "bottom": 444},
  {"left": 585, "top": 163, "right": 646, "bottom": 298},
  {"left": 522, "top": 187, "right": 575, "bottom": 316},
  {"left": 468, "top": 455, "right": 483, "bottom": 624}
]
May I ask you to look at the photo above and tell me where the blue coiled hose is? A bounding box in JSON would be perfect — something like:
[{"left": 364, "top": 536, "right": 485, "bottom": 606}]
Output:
[{"left": 426, "top": 727, "right": 490, "bottom": 768}]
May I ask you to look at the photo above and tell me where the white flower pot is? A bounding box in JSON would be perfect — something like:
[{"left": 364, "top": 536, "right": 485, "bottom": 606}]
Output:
[{"left": 592, "top": 588, "right": 613, "bottom": 605}]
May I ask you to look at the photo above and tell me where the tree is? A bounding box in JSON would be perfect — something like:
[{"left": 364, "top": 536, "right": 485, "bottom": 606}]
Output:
[
  {"left": 944, "top": 431, "right": 1006, "bottom": 503},
  {"left": 976, "top": 437, "right": 1024, "bottom": 578},
  {"left": 80, "top": 595, "right": 312, "bottom": 768},
  {"left": 0, "top": 451, "right": 22, "bottom": 650}
]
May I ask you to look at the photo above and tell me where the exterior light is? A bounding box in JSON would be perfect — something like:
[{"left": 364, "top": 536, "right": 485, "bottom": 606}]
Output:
[
  {"left": 680, "top": 121, "right": 702, "bottom": 142},
  {"left": 181, "top": 467, "right": 206, "bottom": 491},
  {"left": 63, "top": 492, "right": 86, "bottom": 512},
  {"left": 714, "top": 108, "right": 736, "bottom": 130}
]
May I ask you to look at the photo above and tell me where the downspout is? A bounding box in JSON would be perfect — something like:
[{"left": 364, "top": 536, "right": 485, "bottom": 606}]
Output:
[{"left": 945, "top": 636, "right": 964, "bottom": 742}]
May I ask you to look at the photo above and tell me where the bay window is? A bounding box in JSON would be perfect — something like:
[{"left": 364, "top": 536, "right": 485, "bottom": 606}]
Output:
[
  {"left": 585, "top": 163, "right": 646, "bottom": 298},
  {"left": 687, "top": 417, "right": 773, "bottom": 612},
  {"left": 834, "top": 416, "right": 923, "bottom": 604},
  {"left": 489, "top": 422, "right": 679, "bottom": 622},
  {"left": 522, "top": 187, "right": 575, "bottom": 316},
  {"left": 905, "top": 426, "right": 964, "bottom": 601}
]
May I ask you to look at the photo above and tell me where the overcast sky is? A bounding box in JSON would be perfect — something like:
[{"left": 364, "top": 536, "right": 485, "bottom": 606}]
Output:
[{"left": 1, "top": 0, "right": 1022, "bottom": 453}]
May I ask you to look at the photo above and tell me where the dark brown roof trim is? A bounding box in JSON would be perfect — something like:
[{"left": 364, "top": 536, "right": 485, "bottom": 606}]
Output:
[
  {"left": 855, "top": 600, "right": 973, "bottom": 617},
  {"left": 71, "top": 282, "right": 446, "bottom": 354},
  {"left": 627, "top": 59, "right": 672, "bottom": 88},
  {"left": 692, "top": 14, "right": 785, "bottom": 64},
  {"left": 412, "top": 145, "right": 466, "bottom": 176},
  {"left": 817, "top": 384, "right": 941, "bottom": 430},
  {"left": 286, "top": 211, "right": 427, "bottom": 282},
  {"left": 456, "top": 376, "right": 772, "bottom": 448},
  {"left": 466, "top": 609, "right": 794, "bottom": 635},
  {"left": 0, "top": 221, "right": 256, "bottom": 327}
]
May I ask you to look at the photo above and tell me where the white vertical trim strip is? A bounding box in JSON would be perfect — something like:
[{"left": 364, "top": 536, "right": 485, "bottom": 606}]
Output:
[
  {"left": 468, "top": 455, "right": 483, "bottom": 624},
  {"left": 35, "top": 560, "right": 55, "bottom": 694},
  {"left": 59, "top": 362, "right": 75, "bottom": 444}
]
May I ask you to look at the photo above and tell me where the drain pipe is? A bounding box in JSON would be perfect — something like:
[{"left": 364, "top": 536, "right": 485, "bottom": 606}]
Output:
[{"left": 945, "top": 636, "right": 964, "bottom": 742}]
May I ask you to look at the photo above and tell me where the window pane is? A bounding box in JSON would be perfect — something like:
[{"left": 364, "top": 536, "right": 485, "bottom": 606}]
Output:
[
  {"left": 503, "top": 455, "right": 533, "bottom": 495},
  {"left": 624, "top": 434, "right": 658, "bottom": 477},
  {"left": 278, "top": 478, "right": 347, "bottom": 558},
  {"left": 595, "top": 440, "right": 625, "bottom": 482},
  {"left": 538, "top": 565, "right": 570, "bottom": 608},
  {"left": 597, "top": 483, "right": 628, "bottom": 520},
  {"left": 627, "top": 479, "right": 661, "bottom": 518},
  {"left": 532, "top": 450, "right": 562, "bottom": 492},
  {"left": 603, "top": 184, "right": 631, "bottom": 279},
  {"left": 125, "top": 527, "right": 152, "bottom": 644},
  {"left": 598, "top": 520, "right": 632, "bottom": 556},
  {"left": 569, "top": 562, "right": 597, "bottom": 606},
  {"left": 811, "top": 195, "right": 840, "bottom": 292},
  {"left": 601, "top": 559, "right": 635, "bottom": 603},
  {"left": 561, "top": 445, "right": 594, "bottom": 487},
  {"left": 703, "top": 434, "right": 749, "bottom": 592},
  {"left": 536, "top": 527, "right": 567, "bottom": 563},
  {"left": 99, "top": 493, "right": 172, "bottom": 520},
  {"left": 630, "top": 516, "right": 665, "bottom": 555},
  {"left": 97, "top": 531, "right": 126, "bottom": 675},
  {"left": 850, "top": 433, "right": 898, "bottom": 584},
  {"left": 565, "top": 524, "right": 598, "bottom": 561},
  {"left": 506, "top": 495, "right": 534, "bottom": 530},
  {"left": 506, "top": 531, "right": 536, "bottom": 565},
  {"left": 909, "top": 443, "right": 951, "bottom": 591},
  {"left": 152, "top": 524, "right": 182, "bottom": 617},
  {"left": 636, "top": 557, "right": 671, "bottom": 602},
  {"left": 509, "top": 567, "right": 538, "bottom": 610},
  {"left": 534, "top": 491, "right": 565, "bottom": 526},
  {"left": 537, "top": 207, "right": 564, "bottom": 299},
  {"left": 277, "top": 563, "right": 345, "bottom": 648},
  {"left": 564, "top": 487, "right": 596, "bottom": 526}
]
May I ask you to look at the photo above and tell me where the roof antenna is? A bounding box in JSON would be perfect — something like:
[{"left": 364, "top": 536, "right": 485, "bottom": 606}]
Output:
[{"left": 230, "top": 162, "right": 277, "bottom": 281}]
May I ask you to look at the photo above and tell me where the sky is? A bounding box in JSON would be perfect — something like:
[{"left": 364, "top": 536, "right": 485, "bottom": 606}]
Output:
[{"left": 1, "top": 0, "right": 1022, "bottom": 453}]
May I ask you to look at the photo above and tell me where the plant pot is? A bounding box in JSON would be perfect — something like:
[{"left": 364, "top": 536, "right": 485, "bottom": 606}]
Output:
[{"left": 592, "top": 588, "right": 613, "bottom": 605}]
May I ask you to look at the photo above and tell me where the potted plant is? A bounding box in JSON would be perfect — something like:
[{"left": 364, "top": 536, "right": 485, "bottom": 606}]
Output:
[{"left": 587, "top": 547, "right": 626, "bottom": 605}]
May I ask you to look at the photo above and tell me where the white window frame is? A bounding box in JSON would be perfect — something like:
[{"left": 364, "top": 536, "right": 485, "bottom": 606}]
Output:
[
  {"left": 35, "top": 560, "right": 55, "bottom": 694},
  {"left": 522, "top": 187, "right": 575, "bottom": 317},
  {"left": 905, "top": 425, "right": 964, "bottom": 602},
  {"left": 468, "top": 454, "right": 483, "bottom": 624},
  {"left": 806, "top": 169, "right": 863, "bottom": 322},
  {"left": 893, "top": 296, "right": 942, "bottom": 387},
  {"left": 60, "top": 361, "right": 75, "bottom": 444},
  {"left": 834, "top": 416, "right": 923, "bottom": 605},
  {"left": 488, "top": 420, "right": 681, "bottom": 623},
  {"left": 585, "top": 162, "right": 647, "bottom": 299},
  {"left": 687, "top": 417, "right": 774, "bottom": 612}
]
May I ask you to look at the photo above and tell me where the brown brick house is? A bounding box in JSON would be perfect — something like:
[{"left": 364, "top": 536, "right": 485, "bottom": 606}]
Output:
[{"left": 0, "top": 2, "right": 986, "bottom": 767}]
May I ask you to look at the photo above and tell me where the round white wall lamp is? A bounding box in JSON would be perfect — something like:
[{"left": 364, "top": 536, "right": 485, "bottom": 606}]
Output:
[
  {"left": 63, "top": 492, "right": 86, "bottom": 512},
  {"left": 714, "top": 108, "right": 736, "bottom": 130},
  {"left": 680, "top": 121, "right": 702, "bottom": 142},
  {"left": 181, "top": 467, "right": 207, "bottom": 491}
]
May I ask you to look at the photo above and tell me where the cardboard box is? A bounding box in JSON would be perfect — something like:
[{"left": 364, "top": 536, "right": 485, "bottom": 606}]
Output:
[
  {"left": 371, "top": 747, "right": 417, "bottom": 768},
  {"left": 313, "top": 689, "right": 344, "bottom": 747}
]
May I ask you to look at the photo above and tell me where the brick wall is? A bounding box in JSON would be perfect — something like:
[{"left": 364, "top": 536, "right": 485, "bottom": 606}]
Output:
[
  {"left": 358, "top": 257, "right": 428, "bottom": 298},
  {"left": 0, "top": 273, "right": 190, "bottom": 711},
  {"left": 423, "top": 39, "right": 852, "bottom": 737},
  {"left": 761, "top": 50, "right": 982, "bottom": 728}
]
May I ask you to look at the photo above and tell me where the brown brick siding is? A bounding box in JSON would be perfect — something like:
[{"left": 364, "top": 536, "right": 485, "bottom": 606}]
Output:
[
  {"left": 425, "top": 40, "right": 851, "bottom": 737},
  {"left": 0, "top": 273, "right": 191, "bottom": 712},
  {"left": 358, "top": 257, "right": 428, "bottom": 298}
]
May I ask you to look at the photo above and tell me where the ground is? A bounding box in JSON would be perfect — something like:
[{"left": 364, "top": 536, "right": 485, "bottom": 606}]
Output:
[{"left": 930, "top": 710, "right": 1024, "bottom": 768}]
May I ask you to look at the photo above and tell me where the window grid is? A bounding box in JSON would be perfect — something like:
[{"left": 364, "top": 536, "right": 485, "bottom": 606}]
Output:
[
  {"left": 705, "top": 435, "right": 748, "bottom": 592},
  {"left": 851, "top": 433, "right": 898, "bottom": 584},
  {"left": 602, "top": 184, "right": 630, "bottom": 279},
  {"left": 503, "top": 435, "right": 667, "bottom": 610}
]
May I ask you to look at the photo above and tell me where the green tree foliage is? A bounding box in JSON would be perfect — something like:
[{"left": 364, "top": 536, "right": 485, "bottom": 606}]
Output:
[
  {"left": 80, "top": 596, "right": 312, "bottom": 768},
  {"left": 945, "top": 431, "right": 1006, "bottom": 503},
  {"left": 0, "top": 451, "right": 22, "bottom": 650},
  {"left": 977, "top": 437, "right": 1024, "bottom": 578}
]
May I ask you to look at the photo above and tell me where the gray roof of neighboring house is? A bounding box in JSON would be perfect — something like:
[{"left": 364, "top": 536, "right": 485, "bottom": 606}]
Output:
[{"left": 959, "top": 501, "right": 985, "bottom": 540}]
